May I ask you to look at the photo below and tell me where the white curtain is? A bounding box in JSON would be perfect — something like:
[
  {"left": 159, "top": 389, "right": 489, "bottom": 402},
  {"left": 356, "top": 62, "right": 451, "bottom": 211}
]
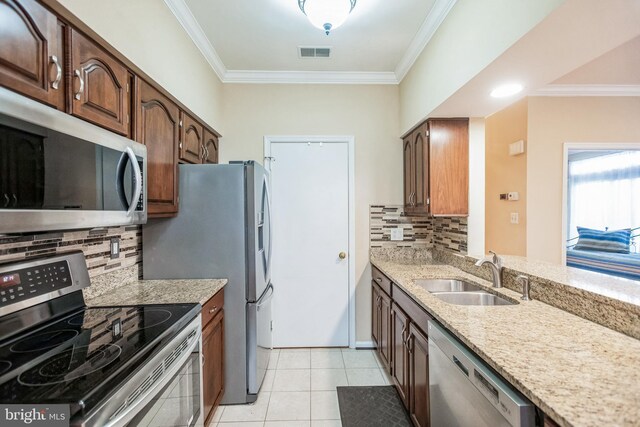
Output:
[{"left": 567, "top": 150, "right": 640, "bottom": 249}]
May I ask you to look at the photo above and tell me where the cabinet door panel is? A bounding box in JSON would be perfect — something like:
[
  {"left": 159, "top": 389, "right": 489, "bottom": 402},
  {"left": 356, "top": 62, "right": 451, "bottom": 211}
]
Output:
[
  {"left": 391, "top": 303, "right": 409, "bottom": 409},
  {"left": 203, "top": 129, "right": 218, "bottom": 164},
  {"left": 0, "top": 0, "right": 63, "bottom": 108},
  {"left": 409, "top": 324, "right": 430, "bottom": 427},
  {"left": 180, "top": 112, "right": 203, "bottom": 164},
  {"left": 429, "top": 119, "right": 468, "bottom": 215},
  {"left": 403, "top": 138, "right": 413, "bottom": 210},
  {"left": 379, "top": 290, "right": 391, "bottom": 370},
  {"left": 136, "top": 79, "right": 179, "bottom": 216},
  {"left": 371, "top": 282, "right": 380, "bottom": 347},
  {"left": 203, "top": 310, "right": 224, "bottom": 426},
  {"left": 70, "top": 29, "right": 131, "bottom": 136},
  {"left": 413, "top": 127, "right": 429, "bottom": 214}
]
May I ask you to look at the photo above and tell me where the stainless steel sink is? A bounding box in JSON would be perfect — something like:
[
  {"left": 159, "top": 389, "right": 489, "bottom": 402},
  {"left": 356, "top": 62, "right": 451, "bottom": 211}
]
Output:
[
  {"left": 433, "top": 292, "right": 514, "bottom": 306},
  {"left": 415, "top": 279, "right": 484, "bottom": 293}
]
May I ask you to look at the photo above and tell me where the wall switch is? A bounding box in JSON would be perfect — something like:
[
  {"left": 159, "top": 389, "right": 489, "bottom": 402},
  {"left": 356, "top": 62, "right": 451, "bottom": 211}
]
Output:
[
  {"left": 509, "top": 140, "right": 526, "bottom": 156},
  {"left": 507, "top": 192, "right": 520, "bottom": 201},
  {"left": 110, "top": 238, "right": 120, "bottom": 259},
  {"left": 510, "top": 213, "right": 519, "bottom": 224},
  {"left": 390, "top": 227, "right": 404, "bottom": 241}
]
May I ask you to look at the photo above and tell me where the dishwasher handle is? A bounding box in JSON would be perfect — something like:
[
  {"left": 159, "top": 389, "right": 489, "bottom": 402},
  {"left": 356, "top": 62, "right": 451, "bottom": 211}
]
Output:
[{"left": 452, "top": 355, "right": 469, "bottom": 376}]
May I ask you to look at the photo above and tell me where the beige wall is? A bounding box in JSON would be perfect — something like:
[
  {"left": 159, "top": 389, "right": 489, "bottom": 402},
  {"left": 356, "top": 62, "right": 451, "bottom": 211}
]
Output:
[
  {"left": 58, "top": 0, "right": 224, "bottom": 131},
  {"left": 220, "top": 84, "right": 402, "bottom": 343},
  {"left": 399, "top": 0, "right": 563, "bottom": 134},
  {"left": 485, "top": 99, "right": 528, "bottom": 255},
  {"left": 527, "top": 97, "right": 640, "bottom": 263}
]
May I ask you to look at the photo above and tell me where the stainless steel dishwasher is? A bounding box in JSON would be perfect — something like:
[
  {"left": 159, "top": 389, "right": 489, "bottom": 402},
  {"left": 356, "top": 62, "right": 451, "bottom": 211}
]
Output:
[{"left": 428, "top": 321, "right": 536, "bottom": 427}]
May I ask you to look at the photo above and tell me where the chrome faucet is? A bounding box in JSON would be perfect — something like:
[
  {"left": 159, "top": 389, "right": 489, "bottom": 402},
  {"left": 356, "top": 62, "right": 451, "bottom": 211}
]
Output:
[{"left": 475, "top": 251, "right": 503, "bottom": 288}]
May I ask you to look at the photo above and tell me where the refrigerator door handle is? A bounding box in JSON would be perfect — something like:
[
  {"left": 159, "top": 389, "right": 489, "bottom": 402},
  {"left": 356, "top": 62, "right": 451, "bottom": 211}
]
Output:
[
  {"left": 256, "top": 283, "right": 274, "bottom": 307},
  {"left": 263, "top": 176, "right": 273, "bottom": 284}
]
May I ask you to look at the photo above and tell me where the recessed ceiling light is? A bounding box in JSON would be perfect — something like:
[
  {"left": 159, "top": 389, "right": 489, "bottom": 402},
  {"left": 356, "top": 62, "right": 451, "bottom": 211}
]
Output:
[{"left": 490, "top": 83, "right": 523, "bottom": 98}]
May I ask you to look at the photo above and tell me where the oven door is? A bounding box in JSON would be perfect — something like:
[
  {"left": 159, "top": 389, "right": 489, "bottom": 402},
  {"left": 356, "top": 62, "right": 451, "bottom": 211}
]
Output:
[
  {"left": 126, "top": 342, "right": 202, "bottom": 427},
  {"left": 0, "top": 88, "right": 146, "bottom": 233}
]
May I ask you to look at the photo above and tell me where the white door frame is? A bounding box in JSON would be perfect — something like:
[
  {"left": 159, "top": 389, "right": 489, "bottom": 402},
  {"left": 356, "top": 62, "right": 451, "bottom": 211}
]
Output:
[
  {"left": 264, "top": 135, "right": 356, "bottom": 348},
  {"left": 561, "top": 142, "right": 640, "bottom": 265}
]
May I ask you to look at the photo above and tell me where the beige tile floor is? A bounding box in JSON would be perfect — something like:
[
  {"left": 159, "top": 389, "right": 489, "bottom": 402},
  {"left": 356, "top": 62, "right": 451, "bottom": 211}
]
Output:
[{"left": 209, "top": 348, "right": 392, "bottom": 427}]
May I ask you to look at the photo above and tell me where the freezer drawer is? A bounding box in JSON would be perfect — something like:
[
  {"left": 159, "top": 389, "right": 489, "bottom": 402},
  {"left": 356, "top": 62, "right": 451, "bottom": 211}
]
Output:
[{"left": 247, "top": 283, "right": 273, "bottom": 396}]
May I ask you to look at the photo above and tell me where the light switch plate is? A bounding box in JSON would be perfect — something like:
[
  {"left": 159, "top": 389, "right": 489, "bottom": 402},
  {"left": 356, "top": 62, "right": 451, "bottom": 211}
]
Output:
[
  {"left": 510, "top": 213, "right": 519, "bottom": 224},
  {"left": 390, "top": 227, "right": 404, "bottom": 241}
]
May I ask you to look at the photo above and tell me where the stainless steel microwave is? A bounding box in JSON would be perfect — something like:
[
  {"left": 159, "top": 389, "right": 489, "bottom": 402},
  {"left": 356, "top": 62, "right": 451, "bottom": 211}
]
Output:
[{"left": 0, "top": 87, "right": 147, "bottom": 233}]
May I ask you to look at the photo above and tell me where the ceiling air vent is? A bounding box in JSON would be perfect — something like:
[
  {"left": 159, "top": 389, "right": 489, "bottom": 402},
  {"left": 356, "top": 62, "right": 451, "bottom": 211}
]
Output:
[{"left": 299, "top": 47, "right": 331, "bottom": 58}]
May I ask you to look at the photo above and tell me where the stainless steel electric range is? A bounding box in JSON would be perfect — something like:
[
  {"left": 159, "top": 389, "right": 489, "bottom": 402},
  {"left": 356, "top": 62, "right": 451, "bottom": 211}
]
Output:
[{"left": 0, "top": 251, "right": 203, "bottom": 427}]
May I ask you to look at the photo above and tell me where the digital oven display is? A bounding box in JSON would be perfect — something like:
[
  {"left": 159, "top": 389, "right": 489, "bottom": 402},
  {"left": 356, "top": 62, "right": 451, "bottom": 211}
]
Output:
[{"left": 1, "top": 273, "right": 21, "bottom": 287}]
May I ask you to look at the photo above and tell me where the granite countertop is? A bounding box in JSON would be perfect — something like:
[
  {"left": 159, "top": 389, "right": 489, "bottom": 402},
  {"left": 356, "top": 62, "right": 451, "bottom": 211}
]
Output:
[
  {"left": 370, "top": 257, "right": 640, "bottom": 427},
  {"left": 85, "top": 278, "right": 227, "bottom": 307}
]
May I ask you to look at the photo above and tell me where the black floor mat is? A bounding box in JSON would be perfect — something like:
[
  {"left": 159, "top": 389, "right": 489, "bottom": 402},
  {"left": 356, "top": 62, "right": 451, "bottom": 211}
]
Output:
[{"left": 337, "top": 386, "right": 412, "bottom": 427}]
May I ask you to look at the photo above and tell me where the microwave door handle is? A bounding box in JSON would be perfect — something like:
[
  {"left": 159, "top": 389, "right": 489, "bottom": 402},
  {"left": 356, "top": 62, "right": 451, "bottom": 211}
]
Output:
[
  {"left": 116, "top": 151, "right": 130, "bottom": 210},
  {"left": 126, "top": 147, "right": 143, "bottom": 217},
  {"left": 116, "top": 147, "right": 142, "bottom": 216}
]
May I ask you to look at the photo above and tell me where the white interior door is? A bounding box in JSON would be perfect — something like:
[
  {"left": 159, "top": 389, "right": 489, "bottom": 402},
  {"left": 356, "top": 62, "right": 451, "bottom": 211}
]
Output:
[{"left": 270, "top": 141, "right": 350, "bottom": 347}]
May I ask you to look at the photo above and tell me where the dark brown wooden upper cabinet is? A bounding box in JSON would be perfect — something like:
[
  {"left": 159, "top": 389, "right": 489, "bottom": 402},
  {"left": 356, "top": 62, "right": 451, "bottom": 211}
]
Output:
[
  {"left": 135, "top": 79, "right": 179, "bottom": 217},
  {"left": 179, "top": 111, "right": 204, "bottom": 164},
  {"left": 0, "top": 0, "right": 64, "bottom": 109},
  {"left": 403, "top": 118, "right": 468, "bottom": 216},
  {"left": 70, "top": 29, "right": 131, "bottom": 136},
  {"left": 203, "top": 128, "right": 219, "bottom": 164}
]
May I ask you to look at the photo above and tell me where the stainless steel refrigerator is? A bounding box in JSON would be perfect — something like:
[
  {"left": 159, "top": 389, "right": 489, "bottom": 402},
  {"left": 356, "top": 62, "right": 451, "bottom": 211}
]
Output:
[{"left": 143, "top": 161, "right": 273, "bottom": 404}]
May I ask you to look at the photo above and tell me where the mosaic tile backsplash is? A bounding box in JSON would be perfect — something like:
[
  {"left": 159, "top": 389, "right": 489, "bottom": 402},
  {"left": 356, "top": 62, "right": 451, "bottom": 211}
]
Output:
[
  {"left": 370, "top": 205, "right": 467, "bottom": 254},
  {"left": 0, "top": 225, "right": 142, "bottom": 278}
]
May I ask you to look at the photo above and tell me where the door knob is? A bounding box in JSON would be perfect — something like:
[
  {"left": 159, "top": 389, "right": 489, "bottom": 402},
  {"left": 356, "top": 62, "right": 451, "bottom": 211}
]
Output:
[{"left": 339, "top": 252, "right": 347, "bottom": 260}]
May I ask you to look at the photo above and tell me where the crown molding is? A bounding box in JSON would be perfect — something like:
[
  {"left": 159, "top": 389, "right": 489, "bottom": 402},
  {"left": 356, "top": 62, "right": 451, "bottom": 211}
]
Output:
[
  {"left": 394, "top": 0, "right": 458, "bottom": 82},
  {"left": 223, "top": 70, "right": 398, "bottom": 85},
  {"left": 533, "top": 84, "right": 640, "bottom": 97},
  {"left": 163, "top": 0, "right": 227, "bottom": 80},
  {"left": 165, "top": 0, "right": 455, "bottom": 85}
]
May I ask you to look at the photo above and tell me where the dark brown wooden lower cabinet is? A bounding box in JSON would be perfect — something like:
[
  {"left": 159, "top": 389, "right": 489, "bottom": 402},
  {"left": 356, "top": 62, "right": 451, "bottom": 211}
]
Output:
[
  {"left": 408, "top": 323, "right": 430, "bottom": 427},
  {"left": 202, "top": 309, "right": 224, "bottom": 426},
  {"left": 391, "top": 302, "right": 409, "bottom": 408}
]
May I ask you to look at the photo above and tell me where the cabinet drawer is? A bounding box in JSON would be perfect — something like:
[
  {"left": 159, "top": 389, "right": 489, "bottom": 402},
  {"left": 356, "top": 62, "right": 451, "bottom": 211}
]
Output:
[
  {"left": 372, "top": 266, "right": 392, "bottom": 296},
  {"left": 202, "top": 289, "right": 224, "bottom": 328},
  {"left": 392, "top": 283, "right": 432, "bottom": 333}
]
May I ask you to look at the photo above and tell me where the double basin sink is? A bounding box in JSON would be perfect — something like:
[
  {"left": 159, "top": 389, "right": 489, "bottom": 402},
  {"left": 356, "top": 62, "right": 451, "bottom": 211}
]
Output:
[{"left": 416, "top": 279, "right": 515, "bottom": 306}]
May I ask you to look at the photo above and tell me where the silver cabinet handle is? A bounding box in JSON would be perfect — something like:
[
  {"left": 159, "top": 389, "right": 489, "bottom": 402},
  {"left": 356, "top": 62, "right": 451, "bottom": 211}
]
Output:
[
  {"left": 74, "top": 69, "right": 84, "bottom": 100},
  {"left": 11, "top": 194, "right": 17, "bottom": 208},
  {"left": 208, "top": 306, "right": 217, "bottom": 314},
  {"left": 375, "top": 277, "right": 382, "bottom": 283},
  {"left": 3, "top": 194, "right": 9, "bottom": 208},
  {"left": 204, "top": 146, "right": 210, "bottom": 162},
  {"left": 179, "top": 142, "right": 183, "bottom": 150},
  {"left": 50, "top": 55, "right": 62, "bottom": 90},
  {"left": 201, "top": 143, "right": 205, "bottom": 161}
]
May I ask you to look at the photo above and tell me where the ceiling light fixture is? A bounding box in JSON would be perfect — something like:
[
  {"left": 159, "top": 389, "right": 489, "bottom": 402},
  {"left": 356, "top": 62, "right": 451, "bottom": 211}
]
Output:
[
  {"left": 298, "top": 0, "right": 357, "bottom": 35},
  {"left": 490, "top": 83, "right": 524, "bottom": 98}
]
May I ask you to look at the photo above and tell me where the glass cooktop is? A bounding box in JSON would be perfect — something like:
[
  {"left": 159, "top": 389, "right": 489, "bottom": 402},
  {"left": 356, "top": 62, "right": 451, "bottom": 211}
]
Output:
[{"left": 0, "top": 304, "right": 198, "bottom": 417}]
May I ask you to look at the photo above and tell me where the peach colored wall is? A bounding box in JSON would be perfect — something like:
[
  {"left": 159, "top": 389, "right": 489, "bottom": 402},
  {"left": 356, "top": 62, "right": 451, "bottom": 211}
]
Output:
[
  {"left": 485, "top": 99, "right": 528, "bottom": 256},
  {"left": 527, "top": 96, "right": 640, "bottom": 263}
]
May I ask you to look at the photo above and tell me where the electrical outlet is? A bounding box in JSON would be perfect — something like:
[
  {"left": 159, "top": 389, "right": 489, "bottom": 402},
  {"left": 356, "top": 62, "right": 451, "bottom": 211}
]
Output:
[
  {"left": 110, "top": 238, "right": 120, "bottom": 259},
  {"left": 510, "top": 213, "right": 519, "bottom": 224},
  {"left": 390, "top": 227, "right": 404, "bottom": 241}
]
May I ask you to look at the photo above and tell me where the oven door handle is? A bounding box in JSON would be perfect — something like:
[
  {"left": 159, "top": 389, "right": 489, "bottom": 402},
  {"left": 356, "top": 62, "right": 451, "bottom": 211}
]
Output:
[{"left": 116, "top": 147, "right": 142, "bottom": 217}]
